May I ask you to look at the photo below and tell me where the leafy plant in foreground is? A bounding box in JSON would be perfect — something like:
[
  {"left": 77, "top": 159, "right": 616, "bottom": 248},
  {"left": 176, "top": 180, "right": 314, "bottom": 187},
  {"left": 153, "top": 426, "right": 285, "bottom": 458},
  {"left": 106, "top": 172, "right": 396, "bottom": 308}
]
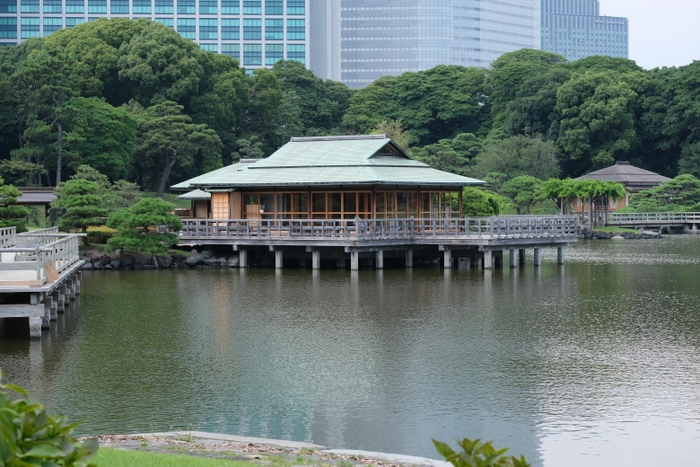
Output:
[
  {"left": 433, "top": 437, "right": 530, "bottom": 467},
  {"left": 0, "top": 370, "right": 98, "bottom": 467}
]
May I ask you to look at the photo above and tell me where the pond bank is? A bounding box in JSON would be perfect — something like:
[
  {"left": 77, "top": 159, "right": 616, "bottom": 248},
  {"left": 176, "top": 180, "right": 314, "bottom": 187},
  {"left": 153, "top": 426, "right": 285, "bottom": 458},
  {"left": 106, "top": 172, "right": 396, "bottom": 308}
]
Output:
[
  {"left": 93, "top": 432, "right": 449, "bottom": 467},
  {"left": 577, "top": 227, "right": 661, "bottom": 240}
]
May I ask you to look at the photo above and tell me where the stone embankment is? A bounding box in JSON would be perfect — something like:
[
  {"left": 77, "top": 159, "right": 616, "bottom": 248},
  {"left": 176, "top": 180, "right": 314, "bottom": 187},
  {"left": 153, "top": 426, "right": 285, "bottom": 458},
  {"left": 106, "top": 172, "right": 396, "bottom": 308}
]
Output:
[
  {"left": 577, "top": 227, "right": 660, "bottom": 240},
  {"left": 80, "top": 249, "right": 239, "bottom": 271}
]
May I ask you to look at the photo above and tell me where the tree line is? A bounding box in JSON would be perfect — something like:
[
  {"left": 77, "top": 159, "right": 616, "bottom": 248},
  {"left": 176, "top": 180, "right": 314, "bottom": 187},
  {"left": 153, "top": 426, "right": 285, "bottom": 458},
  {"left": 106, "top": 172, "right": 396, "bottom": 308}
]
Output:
[{"left": 0, "top": 19, "right": 699, "bottom": 197}]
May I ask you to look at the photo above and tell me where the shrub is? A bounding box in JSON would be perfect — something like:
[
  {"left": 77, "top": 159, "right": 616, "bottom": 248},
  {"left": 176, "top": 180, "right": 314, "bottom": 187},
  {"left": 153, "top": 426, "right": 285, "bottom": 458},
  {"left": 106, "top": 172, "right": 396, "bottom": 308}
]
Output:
[
  {"left": 0, "top": 370, "right": 98, "bottom": 466},
  {"left": 433, "top": 437, "right": 530, "bottom": 467}
]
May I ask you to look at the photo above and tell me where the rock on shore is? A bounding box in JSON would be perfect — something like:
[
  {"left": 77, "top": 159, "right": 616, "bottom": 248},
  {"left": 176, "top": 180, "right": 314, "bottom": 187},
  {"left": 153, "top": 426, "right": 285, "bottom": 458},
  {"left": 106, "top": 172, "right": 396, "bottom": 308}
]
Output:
[
  {"left": 80, "top": 248, "right": 240, "bottom": 270},
  {"left": 577, "top": 227, "right": 660, "bottom": 240}
]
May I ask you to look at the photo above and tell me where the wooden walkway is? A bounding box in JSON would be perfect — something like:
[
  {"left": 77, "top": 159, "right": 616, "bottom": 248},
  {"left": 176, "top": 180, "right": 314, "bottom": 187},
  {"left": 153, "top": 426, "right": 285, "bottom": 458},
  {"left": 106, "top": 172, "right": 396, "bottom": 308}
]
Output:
[
  {"left": 0, "top": 227, "right": 84, "bottom": 338},
  {"left": 606, "top": 212, "right": 700, "bottom": 231},
  {"left": 179, "top": 216, "right": 579, "bottom": 270}
]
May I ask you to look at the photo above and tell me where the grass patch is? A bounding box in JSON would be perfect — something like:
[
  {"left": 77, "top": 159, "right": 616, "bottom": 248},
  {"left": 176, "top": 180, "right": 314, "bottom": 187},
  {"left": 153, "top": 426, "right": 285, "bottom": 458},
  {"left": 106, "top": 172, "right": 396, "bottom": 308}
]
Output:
[
  {"left": 92, "top": 447, "right": 253, "bottom": 467},
  {"left": 594, "top": 226, "right": 638, "bottom": 233}
]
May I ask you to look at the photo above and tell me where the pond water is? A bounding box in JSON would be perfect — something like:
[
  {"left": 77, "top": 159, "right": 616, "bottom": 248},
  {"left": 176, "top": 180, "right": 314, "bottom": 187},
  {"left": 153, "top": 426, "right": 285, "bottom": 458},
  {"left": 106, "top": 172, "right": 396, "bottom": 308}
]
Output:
[{"left": 1, "top": 237, "right": 700, "bottom": 467}]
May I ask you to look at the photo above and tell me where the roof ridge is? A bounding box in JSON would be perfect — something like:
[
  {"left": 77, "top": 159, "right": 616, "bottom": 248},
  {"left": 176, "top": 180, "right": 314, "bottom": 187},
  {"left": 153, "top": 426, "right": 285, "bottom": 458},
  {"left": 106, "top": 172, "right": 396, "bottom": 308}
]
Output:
[{"left": 289, "top": 134, "right": 388, "bottom": 142}]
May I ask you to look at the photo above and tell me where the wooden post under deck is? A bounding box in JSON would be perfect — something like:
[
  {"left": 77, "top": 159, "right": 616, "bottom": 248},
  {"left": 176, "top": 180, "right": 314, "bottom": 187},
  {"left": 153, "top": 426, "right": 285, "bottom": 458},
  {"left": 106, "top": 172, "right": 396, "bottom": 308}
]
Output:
[{"left": 534, "top": 248, "right": 542, "bottom": 267}]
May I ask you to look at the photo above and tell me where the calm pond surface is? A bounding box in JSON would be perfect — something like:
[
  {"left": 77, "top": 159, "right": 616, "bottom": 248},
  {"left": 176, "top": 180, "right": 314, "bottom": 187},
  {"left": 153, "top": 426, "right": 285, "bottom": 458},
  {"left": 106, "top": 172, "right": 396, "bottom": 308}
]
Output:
[{"left": 2, "top": 237, "right": 700, "bottom": 466}]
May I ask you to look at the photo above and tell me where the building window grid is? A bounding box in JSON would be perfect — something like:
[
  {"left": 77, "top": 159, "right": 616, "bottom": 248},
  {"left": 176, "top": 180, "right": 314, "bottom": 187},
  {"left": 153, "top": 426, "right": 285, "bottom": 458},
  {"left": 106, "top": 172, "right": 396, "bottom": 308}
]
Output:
[
  {"left": 243, "top": 18, "right": 260, "bottom": 40},
  {"left": 265, "top": 43, "right": 282, "bottom": 65},
  {"left": 155, "top": 17, "right": 173, "bottom": 27},
  {"left": 177, "top": 17, "right": 195, "bottom": 39},
  {"left": 286, "top": 18, "right": 304, "bottom": 40},
  {"left": 20, "top": 16, "right": 39, "bottom": 38},
  {"left": 242, "top": 0, "right": 259, "bottom": 14},
  {"left": 20, "top": 0, "right": 38, "bottom": 13},
  {"left": 42, "top": 0, "right": 61, "bottom": 13},
  {"left": 264, "top": 0, "right": 280, "bottom": 15},
  {"left": 0, "top": 0, "right": 17, "bottom": 13},
  {"left": 87, "top": 0, "right": 106, "bottom": 13},
  {"left": 0, "top": 17, "right": 17, "bottom": 37},
  {"left": 264, "top": 18, "right": 281, "bottom": 40},
  {"left": 221, "top": 18, "right": 238, "bottom": 39},
  {"left": 199, "top": 0, "right": 216, "bottom": 14},
  {"left": 200, "top": 43, "right": 217, "bottom": 52},
  {"left": 286, "top": 0, "right": 302, "bottom": 15},
  {"left": 155, "top": 0, "right": 173, "bottom": 14},
  {"left": 220, "top": 0, "right": 237, "bottom": 14},
  {"left": 287, "top": 43, "right": 304, "bottom": 64},
  {"left": 199, "top": 18, "right": 217, "bottom": 39},
  {"left": 110, "top": 0, "right": 127, "bottom": 13},
  {"left": 243, "top": 43, "right": 261, "bottom": 66},
  {"left": 43, "top": 16, "right": 61, "bottom": 33},
  {"left": 177, "top": 0, "right": 194, "bottom": 14},
  {"left": 222, "top": 43, "right": 239, "bottom": 59},
  {"left": 133, "top": 0, "right": 151, "bottom": 14},
  {"left": 65, "top": 16, "right": 83, "bottom": 26}
]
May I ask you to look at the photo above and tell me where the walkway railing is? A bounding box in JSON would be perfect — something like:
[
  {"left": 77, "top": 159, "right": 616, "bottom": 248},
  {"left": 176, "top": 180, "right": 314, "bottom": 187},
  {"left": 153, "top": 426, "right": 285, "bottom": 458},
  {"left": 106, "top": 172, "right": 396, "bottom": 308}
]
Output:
[
  {"left": 179, "top": 216, "right": 579, "bottom": 241},
  {"left": 0, "top": 228, "right": 82, "bottom": 286},
  {"left": 607, "top": 212, "right": 700, "bottom": 225}
]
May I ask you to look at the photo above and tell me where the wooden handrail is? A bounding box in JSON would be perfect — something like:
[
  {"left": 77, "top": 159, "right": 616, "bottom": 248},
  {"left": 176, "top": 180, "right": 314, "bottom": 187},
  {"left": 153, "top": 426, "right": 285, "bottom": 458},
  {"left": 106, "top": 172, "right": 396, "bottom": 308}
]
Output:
[{"left": 179, "top": 216, "right": 579, "bottom": 241}]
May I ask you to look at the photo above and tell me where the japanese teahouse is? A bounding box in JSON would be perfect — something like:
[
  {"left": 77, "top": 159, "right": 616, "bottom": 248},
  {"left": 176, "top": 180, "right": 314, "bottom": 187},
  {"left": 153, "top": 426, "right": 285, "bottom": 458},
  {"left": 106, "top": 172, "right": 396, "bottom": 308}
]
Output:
[
  {"left": 573, "top": 161, "right": 671, "bottom": 212},
  {"left": 173, "top": 134, "right": 481, "bottom": 220},
  {"left": 173, "top": 135, "right": 578, "bottom": 270}
]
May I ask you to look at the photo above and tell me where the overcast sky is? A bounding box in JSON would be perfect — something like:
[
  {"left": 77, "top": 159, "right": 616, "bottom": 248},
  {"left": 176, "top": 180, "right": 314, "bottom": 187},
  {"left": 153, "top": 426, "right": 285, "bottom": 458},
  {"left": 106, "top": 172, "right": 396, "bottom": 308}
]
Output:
[{"left": 600, "top": 0, "right": 699, "bottom": 69}]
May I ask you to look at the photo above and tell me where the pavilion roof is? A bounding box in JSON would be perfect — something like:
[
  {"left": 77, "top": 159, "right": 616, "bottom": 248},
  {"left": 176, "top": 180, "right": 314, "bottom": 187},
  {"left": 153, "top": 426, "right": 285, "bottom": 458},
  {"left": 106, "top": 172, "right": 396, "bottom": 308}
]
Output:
[
  {"left": 177, "top": 189, "right": 211, "bottom": 200},
  {"left": 171, "top": 135, "right": 484, "bottom": 190},
  {"left": 576, "top": 161, "right": 670, "bottom": 185}
]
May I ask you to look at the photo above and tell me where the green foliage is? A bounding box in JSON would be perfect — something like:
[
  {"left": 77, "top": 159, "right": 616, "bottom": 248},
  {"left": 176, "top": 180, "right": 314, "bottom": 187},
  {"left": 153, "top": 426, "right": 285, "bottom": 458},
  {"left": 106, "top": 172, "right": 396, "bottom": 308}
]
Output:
[
  {"left": 625, "top": 174, "right": 700, "bottom": 212},
  {"left": 106, "top": 197, "right": 183, "bottom": 254},
  {"left": 471, "top": 135, "right": 559, "bottom": 180},
  {"left": 500, "top": 176, "right": 544, "bottom": 214},
  {"left": 433, "top": 438, "right": 530, "bottom": 467},
  {"left": 64, "top": 97, "right": 137, "bottom": 180},
  {"left": 462, "top": 187, "right": 507, "bottom": 216},
  {"left": 57, "top": 165, "right": 142, "bottom": 215},
  {"left": 53, "top": 179, "right": 107, "bottom": 232},
  {"left": 130, "top": 100, "right": 222, "bottom": 197},
  {"left": 0, "top": 178, "right": 30, "bottom": 232},
  {"left": 0, "top": 369, "right": 99, "bottom": 467}
]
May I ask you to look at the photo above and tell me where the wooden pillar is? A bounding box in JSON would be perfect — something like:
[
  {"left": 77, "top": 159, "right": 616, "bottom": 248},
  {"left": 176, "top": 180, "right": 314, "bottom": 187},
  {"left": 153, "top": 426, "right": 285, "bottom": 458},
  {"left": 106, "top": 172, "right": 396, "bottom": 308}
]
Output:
[
  {"left": 375, "top": 250, "right": 384, "bottom": 269},
  {"left": 405, "top": 249, "right": 413, "bottom": 269},
  {"left": 312, "top": 250, "right": 321, "bottom": 270},
  {"left": 75, "top": 271, "right": 81, "bottom": 295},
  {"left": 239, "top": 249, "right": 248, "bottom": 268},
  {"left": 350, "top": 251, "right": 359, "bottom": 271},
  {"left": 275, "top": 250, "right": 283, "bottom": 269},
  {"left": 29, "top": 317, "right": 42, "bottom": 339},
  {"left": 509, "top": 249, "right": 517, "bottom": 268},
  {"left": 519, "top": 249, "right": 526, "bottom": 266},
  {"left": 483, "top": 250, "right": 493, "bottom": 269},
  {"left": 534, "top": 248, "right": 542, "bottom": 267},
  {"left": 69, "top": 277, "right": 76, "bottom": 300},
  {"left": 557, "top": 246, "right": 566, "bottom": 265},
  {"left": 443, "top": 248, "right": 452, "bottom": 269}
]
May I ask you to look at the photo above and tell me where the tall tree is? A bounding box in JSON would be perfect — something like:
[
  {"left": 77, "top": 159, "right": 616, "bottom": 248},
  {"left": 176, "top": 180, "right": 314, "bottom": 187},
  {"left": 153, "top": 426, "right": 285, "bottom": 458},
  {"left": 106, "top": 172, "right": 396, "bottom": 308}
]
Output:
[
  {"left": 471, "top": 135, "right": 560, "bottom": 180},
  {"left": 131, "top": 101, "right": 222, "bottom": 197},
  {"left": 53, "top": 179, "right": 107, "bottom": 232}
]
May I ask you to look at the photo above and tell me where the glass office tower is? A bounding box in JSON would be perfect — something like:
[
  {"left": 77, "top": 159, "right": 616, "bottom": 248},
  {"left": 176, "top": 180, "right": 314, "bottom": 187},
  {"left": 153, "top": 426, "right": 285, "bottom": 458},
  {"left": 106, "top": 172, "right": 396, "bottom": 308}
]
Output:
[
  {"left": 340, "top": 0, "right": 541, "bottom": 88},
  {"left": 541, "top": 0, "right": 628, "bottom": 61},
  {"left": 0, "top": 0, "right": 309, "bottom": 70}
]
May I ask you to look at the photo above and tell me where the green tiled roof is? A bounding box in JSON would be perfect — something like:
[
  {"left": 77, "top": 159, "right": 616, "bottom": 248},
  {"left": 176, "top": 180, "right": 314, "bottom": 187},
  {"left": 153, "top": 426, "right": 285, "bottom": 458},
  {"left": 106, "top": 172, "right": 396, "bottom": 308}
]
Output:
[
  {"left": 172, "top": 135, "right": 484, "bottom": 190},
  {"left": 177, "top": 189, "right": 211, "bottom": 200}
]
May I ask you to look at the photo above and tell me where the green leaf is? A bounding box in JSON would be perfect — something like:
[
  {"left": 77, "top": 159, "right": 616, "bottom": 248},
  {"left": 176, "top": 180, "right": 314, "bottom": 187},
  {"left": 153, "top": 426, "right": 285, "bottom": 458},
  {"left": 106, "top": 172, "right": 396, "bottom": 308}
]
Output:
[{"left": 20, "top": 445, "right": 65, "bottom": 459}]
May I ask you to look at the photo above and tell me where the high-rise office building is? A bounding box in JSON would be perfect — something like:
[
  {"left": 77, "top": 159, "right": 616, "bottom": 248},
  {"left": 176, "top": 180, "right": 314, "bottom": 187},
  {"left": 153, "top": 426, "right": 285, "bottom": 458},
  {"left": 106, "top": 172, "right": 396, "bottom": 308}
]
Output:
[
  {"left": 339, "top": 0, "right": 541, "bottom": 88},
  {"left": 0, "top": 0, "right": 310, "bottom": 68},
  {"left": 541, "top": 0, "right": 628, "bottom": 61}
]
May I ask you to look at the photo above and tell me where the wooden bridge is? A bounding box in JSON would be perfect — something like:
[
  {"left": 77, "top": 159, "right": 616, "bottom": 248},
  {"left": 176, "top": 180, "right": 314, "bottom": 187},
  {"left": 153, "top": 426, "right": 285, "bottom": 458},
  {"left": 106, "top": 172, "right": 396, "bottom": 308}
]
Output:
[
  {"left": 0, "top": 227, "right": 84, "bottom": 338},
  {"left": 606, "top": 212, "right": 700, "bottom": 231},
  {"left": 179, "top": 216, "right": 579, "bottom": 270}
]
